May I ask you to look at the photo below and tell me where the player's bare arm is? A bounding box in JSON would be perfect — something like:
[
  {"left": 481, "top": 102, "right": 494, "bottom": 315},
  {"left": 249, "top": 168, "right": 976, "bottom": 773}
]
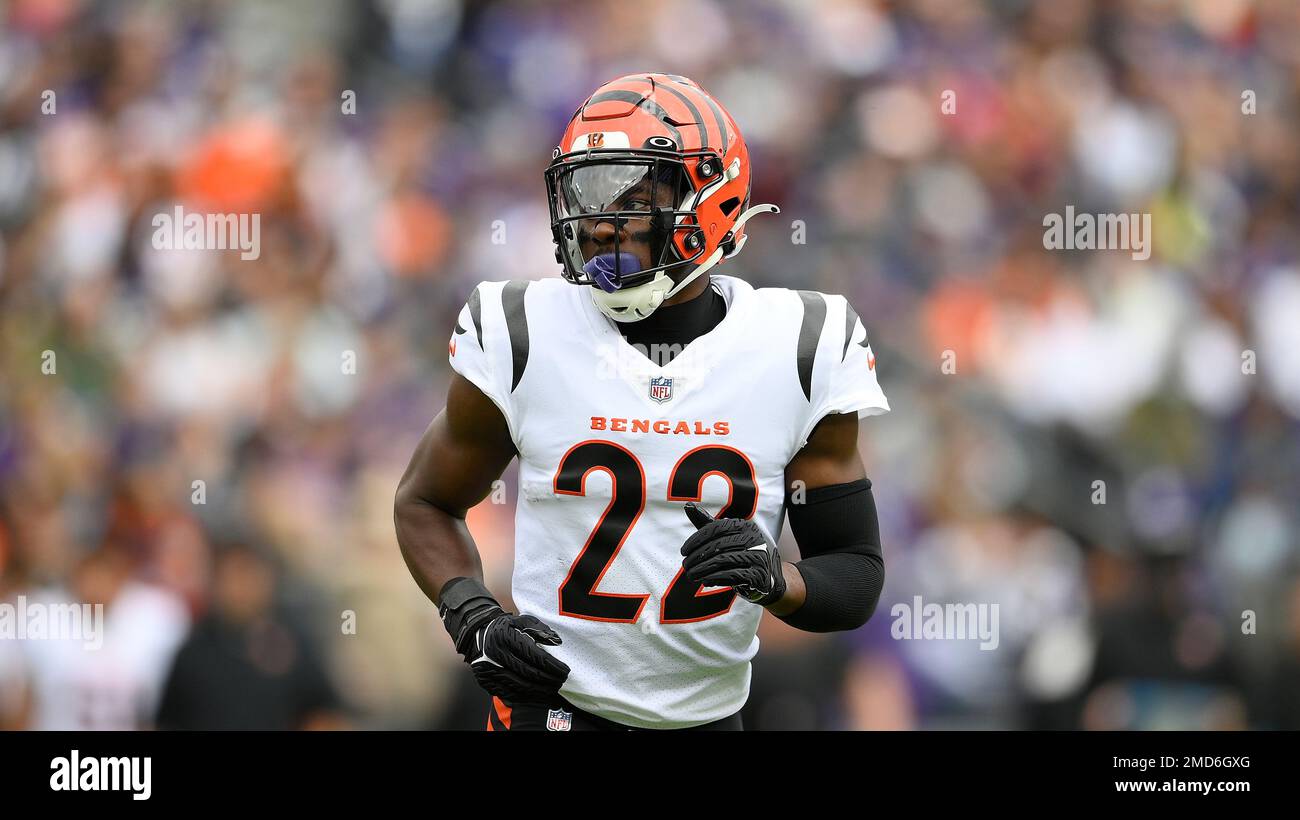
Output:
[
  {"left": 393, "top": 372, "right": 515, "bottom": 603},
  {"left": 394, "top": 373, "right": 570, "bottom": 706}
]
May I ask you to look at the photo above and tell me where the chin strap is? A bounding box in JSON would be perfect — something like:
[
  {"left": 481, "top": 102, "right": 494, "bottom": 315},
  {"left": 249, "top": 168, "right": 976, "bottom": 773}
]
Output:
[
  {"left": 662, "top": 203, "right": 781, "bottom": 300},
  {"left": 721, "top": 203, "right": 780, "bottom": 259},
  {"left": 661, "top": 247, "right": 723, "bottom": 302}
]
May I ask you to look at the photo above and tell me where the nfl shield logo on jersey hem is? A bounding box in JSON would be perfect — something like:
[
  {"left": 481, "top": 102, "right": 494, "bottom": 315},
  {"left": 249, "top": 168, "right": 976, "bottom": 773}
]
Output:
[{"left": 546, "top": 707, "right": 573, "bottom": 731}]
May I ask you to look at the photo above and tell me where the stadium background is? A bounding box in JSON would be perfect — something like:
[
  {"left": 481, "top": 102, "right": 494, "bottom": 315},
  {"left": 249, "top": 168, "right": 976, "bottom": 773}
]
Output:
[{"left": 1, "top": 0, "right": 1298, "bottom": 730}]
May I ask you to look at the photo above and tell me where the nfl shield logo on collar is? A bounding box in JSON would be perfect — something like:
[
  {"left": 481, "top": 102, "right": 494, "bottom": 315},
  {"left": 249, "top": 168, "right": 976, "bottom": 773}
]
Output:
[
  {"left": 649, "top": 376, "right": 673, "bottom": 404},
  {"left": 546, "top": 708, "right": 573, "bottom": 731}
]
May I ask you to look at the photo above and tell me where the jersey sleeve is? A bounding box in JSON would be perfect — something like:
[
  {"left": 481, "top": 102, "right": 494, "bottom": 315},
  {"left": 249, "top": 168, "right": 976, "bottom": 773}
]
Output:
[
  {"left": 448, "top": 281, "right": 513, "bottom": 418},
  {"left": 796, "top": 294, "right": 890, "bottom": 450}
]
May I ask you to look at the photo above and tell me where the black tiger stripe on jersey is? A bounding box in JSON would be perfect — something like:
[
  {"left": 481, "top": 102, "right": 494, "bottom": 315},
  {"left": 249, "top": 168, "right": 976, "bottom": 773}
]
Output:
[
  {"left": 842, "top": 301, "right": 869, "bottom": 361},
  {"left": 502, "top": 280, "right": 532, "bottom": 392},
  {"left": 842, "top": 302, "right": 857, "bottom": 361},
  {"left": 467, "top": 285, "right": 484, "bottom": 351},
  {"left": 796, "top": 290, "right": 827, "bottom": 402}
]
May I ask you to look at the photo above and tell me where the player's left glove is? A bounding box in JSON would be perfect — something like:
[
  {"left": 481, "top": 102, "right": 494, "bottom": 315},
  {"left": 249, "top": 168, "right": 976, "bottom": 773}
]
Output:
[{"left": 681, "top": 503, "right": 787, "bottom": 607}]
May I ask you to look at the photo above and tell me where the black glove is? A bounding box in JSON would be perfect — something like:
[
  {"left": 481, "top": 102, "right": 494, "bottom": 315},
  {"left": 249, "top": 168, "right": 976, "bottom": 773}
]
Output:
[
  {"left": 438, "top": 577, "right": 570, "bottom": 706},
  {"left": 680, "top": 503, "right": 787, "bottom": 607}
]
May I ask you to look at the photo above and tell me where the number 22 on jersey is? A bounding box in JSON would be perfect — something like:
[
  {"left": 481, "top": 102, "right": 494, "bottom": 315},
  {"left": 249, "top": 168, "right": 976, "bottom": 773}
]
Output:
[{"left": 552, "top": 440, "right": 757, "bottom": 625}]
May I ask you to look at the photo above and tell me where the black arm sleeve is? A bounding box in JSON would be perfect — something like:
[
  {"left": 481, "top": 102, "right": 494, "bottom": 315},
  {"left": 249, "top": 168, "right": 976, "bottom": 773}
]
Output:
[{"left": 775, "top": 478, "right": 884, "bottom": 633}]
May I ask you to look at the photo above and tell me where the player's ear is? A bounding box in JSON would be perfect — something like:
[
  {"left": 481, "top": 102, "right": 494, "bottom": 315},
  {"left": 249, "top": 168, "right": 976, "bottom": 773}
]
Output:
[{"left": 683, "top": 502, "right": 716, "bottom": 529}]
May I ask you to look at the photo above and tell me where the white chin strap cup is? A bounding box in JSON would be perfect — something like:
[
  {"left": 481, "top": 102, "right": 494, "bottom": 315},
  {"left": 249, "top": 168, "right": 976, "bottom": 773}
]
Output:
[{"left": 590, "top": 203, "right": 780, "bottom": 323}]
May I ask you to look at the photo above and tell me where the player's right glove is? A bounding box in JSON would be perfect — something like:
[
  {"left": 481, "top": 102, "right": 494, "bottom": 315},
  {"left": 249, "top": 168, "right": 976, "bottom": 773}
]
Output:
[{"left": 438, "top": 576, "right": 570, "bottom": 706}]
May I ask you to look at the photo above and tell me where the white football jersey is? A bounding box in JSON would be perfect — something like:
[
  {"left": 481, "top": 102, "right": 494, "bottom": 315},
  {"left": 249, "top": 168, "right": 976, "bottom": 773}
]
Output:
[{"left": 448, "top": 274, "right": 888, "bottom": 728}]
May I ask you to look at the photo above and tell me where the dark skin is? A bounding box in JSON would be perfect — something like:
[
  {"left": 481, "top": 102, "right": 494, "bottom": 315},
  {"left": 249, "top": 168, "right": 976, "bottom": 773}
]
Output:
[{"left": 395, "top": 181, "right": 868, "bottom": 618}]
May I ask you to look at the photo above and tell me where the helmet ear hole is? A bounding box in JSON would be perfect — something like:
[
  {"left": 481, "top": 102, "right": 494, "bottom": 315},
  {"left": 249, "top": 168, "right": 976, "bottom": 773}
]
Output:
[{"left": 719, "top": 197, "right": 741, "bottom": 217}]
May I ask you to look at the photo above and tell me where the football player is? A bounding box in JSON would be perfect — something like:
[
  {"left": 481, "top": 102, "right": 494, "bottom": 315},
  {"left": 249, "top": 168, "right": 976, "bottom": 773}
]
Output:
[{"left": 395, "top": 73, "right": 889, "bottom": 731}]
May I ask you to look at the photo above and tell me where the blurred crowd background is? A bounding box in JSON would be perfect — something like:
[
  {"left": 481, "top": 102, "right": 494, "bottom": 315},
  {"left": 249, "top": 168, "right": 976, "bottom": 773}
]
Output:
[{"left": 1, "top": 0, "right": 1299, "bottom": 731}]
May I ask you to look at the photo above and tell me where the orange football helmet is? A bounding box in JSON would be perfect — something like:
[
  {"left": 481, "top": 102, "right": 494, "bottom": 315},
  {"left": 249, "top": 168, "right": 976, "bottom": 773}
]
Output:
[{"left": 545, "top": 73, "right": 778, "bottom": 321}]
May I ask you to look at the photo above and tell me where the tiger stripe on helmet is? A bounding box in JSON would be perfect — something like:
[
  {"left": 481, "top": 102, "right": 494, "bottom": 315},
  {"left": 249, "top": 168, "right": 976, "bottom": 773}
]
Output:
[
  {"left": 581, "top": 87, "right": 684, "bottom": 147},
  {"left": 647, "top": 77, "right": 714, "bottom": 152},
  {"left": 573, "top": 74, "right": 729, "bottom": 154},
  {"left": 659, "top": 74, "right": 729, "bottom": 153},
  {"left": 610, "top": 74, "right": 710, "bottom": 151}
]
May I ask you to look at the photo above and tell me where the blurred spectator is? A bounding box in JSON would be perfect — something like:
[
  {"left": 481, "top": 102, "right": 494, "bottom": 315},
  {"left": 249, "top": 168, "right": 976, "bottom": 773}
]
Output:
[
  {"left": 1, "top": 547, "right": 188, "bottom": 730},
  {"left": 156, "top": 541, "right": 345, "bottom": 730}
]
